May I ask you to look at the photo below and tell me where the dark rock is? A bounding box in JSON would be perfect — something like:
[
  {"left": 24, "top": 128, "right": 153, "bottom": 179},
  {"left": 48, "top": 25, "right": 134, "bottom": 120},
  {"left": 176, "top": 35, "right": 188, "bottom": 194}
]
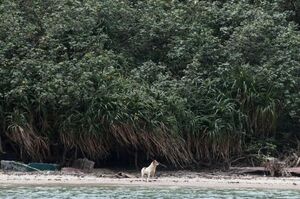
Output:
[{"left": 72, "top": 158, "right": 95, "bottom": 171}]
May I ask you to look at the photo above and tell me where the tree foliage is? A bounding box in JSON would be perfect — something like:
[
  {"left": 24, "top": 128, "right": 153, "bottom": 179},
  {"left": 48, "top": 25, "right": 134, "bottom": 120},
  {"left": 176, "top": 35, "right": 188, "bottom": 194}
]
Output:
[{"left": 0, "top": 0, "right": 299, "bottom": 167}]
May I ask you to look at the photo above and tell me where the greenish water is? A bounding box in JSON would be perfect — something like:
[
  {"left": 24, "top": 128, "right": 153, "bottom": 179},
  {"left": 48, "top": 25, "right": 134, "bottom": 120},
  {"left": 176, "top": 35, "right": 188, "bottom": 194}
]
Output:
[{"left": 0, "top": 186, "right": 300, "bottom": 199}]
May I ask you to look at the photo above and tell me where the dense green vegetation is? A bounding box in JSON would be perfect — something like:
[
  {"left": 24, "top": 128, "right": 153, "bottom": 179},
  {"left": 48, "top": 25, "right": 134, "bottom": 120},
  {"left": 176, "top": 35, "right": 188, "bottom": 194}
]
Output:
[{"left": 0, "top": 0, "right": 299, "bottom": 168}]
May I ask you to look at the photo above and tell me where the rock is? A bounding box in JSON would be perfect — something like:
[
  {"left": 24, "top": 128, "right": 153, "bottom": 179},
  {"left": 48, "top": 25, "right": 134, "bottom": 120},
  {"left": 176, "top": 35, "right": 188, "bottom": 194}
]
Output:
[
  {"left": 61, "top": 167, "right": 85, "bottom": 175},
  {"left": 72, "top": 158, "right": 95, "bottom": 171}
]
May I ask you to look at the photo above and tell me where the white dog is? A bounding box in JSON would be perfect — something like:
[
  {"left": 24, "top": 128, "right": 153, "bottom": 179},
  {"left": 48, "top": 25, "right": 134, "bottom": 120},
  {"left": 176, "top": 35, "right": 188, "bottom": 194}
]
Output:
[{"left": 141, "top": 160, "right": 159, "bottom": 182}]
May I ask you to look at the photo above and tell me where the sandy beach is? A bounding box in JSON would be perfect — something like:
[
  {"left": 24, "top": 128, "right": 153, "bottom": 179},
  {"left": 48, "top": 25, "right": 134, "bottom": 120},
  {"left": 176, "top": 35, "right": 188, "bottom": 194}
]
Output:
[{"left": 0, "top": 169, "right": 300, "bottom": 190}]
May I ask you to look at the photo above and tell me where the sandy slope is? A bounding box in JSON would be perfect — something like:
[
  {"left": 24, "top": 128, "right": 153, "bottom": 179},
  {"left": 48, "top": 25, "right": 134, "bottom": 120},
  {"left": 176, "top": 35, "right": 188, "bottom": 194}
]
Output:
[{"left": 0, "top": 169, "right": 299, "bottom": 190}]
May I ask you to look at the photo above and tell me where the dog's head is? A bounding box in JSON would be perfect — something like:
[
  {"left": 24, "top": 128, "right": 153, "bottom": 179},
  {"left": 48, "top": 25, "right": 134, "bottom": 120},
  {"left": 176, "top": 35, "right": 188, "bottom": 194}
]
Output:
[{"left": 152, "top": 160, "right": 159, "bottom": 166}]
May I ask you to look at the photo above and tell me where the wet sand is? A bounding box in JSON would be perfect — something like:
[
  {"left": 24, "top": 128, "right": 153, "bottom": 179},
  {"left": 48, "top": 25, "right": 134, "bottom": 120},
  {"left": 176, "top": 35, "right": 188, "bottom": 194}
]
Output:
[{"left": 0, "top": 169, "right": 299, "bottom": 190}]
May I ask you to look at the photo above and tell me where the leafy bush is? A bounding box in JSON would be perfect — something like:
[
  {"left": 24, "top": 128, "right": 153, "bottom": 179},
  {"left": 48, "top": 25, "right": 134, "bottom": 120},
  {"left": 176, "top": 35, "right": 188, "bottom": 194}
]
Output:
[{"left": 0, "top": 0, "right": 299, "bottom": 167}]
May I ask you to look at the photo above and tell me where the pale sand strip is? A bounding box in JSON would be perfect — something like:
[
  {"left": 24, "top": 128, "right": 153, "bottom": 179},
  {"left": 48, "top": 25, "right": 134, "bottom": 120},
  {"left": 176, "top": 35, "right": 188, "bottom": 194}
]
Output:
[{"left": 0, "top": 172, "right": 300, "bottom": 190}]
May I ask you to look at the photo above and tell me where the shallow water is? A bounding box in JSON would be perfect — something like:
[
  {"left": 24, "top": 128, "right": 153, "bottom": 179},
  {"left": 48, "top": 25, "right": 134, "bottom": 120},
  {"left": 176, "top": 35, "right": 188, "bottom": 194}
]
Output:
[{"left": 0, "top": 186, "right": 300, "bottom": 199}]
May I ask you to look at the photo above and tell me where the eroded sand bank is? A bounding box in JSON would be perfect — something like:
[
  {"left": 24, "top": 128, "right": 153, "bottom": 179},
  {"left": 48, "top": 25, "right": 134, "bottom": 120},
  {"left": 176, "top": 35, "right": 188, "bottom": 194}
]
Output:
[{"left": 0, "top": 169, "right": 299, "bottom": 190}]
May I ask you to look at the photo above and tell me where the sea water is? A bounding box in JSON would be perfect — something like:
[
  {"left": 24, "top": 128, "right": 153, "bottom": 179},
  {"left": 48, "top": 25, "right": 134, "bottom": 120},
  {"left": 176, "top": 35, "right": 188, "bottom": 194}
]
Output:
[{"left": 0, "top": 186, "right": 299, "bottom": 199}]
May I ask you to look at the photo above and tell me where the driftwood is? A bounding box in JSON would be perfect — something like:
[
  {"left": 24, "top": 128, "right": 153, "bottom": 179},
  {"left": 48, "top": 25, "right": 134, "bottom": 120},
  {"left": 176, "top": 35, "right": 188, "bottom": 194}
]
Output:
[
  {"left": 1, "top": 160, "right": 42, "bottom": 172},
  {"left": 114, "top": 172, "right": 136, "bottom": 178},
  {"left": 263, "top": 157, "right": 290, "bottom": 177},
  {"left": 230, "top": 167, "right": 266, "bottom": 174},
  {"left": 284, "top": 153, "right": 300, "bottom": 168},
  {"left": 230, "top": 166, "right": 300, "bottom": 176}
]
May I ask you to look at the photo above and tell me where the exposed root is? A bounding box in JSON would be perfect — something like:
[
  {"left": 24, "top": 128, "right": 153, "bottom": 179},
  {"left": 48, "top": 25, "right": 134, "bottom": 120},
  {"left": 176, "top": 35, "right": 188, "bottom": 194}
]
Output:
[{"left": 6, "top": 124, "right": 49, "bottom": 161}]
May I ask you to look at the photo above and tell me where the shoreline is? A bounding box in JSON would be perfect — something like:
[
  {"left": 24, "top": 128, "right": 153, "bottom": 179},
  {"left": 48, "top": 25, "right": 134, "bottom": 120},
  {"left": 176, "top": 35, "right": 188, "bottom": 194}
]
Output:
[{"left": 1, "top": 169, "right": 300, "bottom": 190}]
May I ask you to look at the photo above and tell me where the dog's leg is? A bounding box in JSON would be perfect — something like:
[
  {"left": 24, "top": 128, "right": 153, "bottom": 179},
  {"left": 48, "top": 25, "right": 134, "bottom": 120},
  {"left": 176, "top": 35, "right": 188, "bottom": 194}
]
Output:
[
  {"left": 147, "top": 173, "right": 150, "bottom": 182},
  {"left": 152, "top": 168, "right": 156, "bottom": 177},
  {"left": 141, "top": 168, "right": 145, "bottom": 181}
]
